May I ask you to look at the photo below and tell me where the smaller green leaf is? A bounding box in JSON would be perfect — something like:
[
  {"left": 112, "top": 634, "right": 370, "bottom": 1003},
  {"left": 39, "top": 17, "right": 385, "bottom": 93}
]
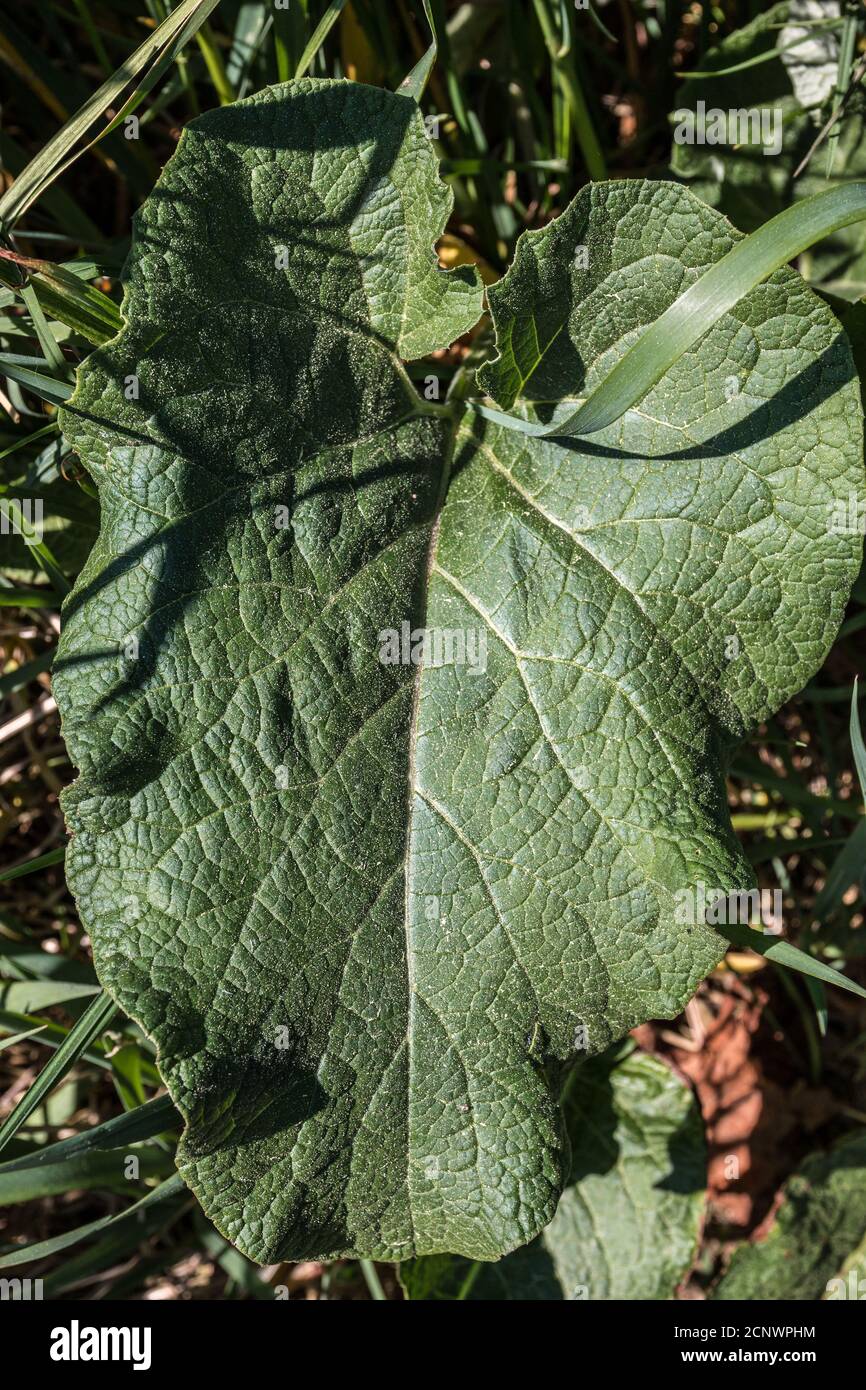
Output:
[
  {"left": 401, "top": 1047, "right": 705, "bottom": 1300},
  {"left": 714, "top": 1132, "right": 866, "bottom": 1301}
]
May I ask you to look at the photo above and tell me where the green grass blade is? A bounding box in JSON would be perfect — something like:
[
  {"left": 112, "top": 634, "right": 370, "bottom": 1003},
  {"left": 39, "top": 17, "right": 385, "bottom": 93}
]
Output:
[
  {"left": 720, "top": 922, "right": 866, "bottom": 1001},
  {"left": 0, "top": 1027, "right": 45, "bottom": 1053},
  {"left": 22, "top": 261, "right": 120, "bottom": 346},
  {"left": 0, "top": 355, "right": 72, "bottom": 405},
  {"left": 0, "top": 1093, "right": 178, "bottom": 1174},
  {"left": 0, "top": 422, "right": 58, "bottom": 462},
  {"left": 476, "top": 182, "right": 866, "bottom": 438},
  {"left": 0, "top": 980, "right": 98, "bottom": 1013},
  {"left": 827, "top": 3, "right": 859, "bottom": 178},
  {"left": 0, "top": 499, "right": 71, "bottom": 593},
  {"left": 360, "top": 1258, "right": 387, "bottom": 1300},
  {"left": 195, "top": 20, "right": 236, "bottom": 104},
  {"left": 227, "top": 2, "right": 270, "bottom": 88},
  {"left": 0, "top": 1172, "right": 186, "bottom": 1269},
  {"left": 196, "top": 1224, "right": 274, "bottom": 1298},
  {"left": 0, "top": 1008, "right": 111, "bottom": 1069},
  {"left": 851, "top": 678, "right": 866, "bottom": 799},
  {"left": 803, "top": 975, "right": 828, "bottom": 1038},
  {"left": 677, "top": 30, "right": 833, "bottom": 80},
  {"left": 294, "top": 0, "right": 350, "bottom": 80},
  {"left": 0, "top": 848, "right": 64, "bottom": 883},
  {"left": 0, "top": 990, "right": 116, "bottom": 1156},
  {"left": 0, "top": 651, "right": 54, "bottom": 700},
  {"left": 0, "top": 0, "right": 222, "bottom": 229},
  {"left": 19, "top": 283, "right": 66, "bottom": 372},
  {"left": 532, "top": 0, "right": 606, "bottom": 181},
  {"left": 41, "top": 1207, "right": 179, "bottom": 1297},
  {"left": 0, "top": 1146, "right": 175, "bottom": 1204},
  {"left": 398, "top": 0, "right": 437, "bottom": 102},
  {"left": 0, "top": 589, "right": 65, "bottom": 608}
]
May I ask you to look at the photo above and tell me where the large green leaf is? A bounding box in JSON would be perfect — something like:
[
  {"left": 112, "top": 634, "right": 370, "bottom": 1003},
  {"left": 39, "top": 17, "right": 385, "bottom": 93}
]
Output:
[
  {"left": 54, "top": 80, "right": 863, "bottom": 1264},
  {"left": 400, "top": 1046, "right": 705, "bottom": 1300},
  {"left": 713, "top": 1132, "right": 866, "bottom": 1301}
]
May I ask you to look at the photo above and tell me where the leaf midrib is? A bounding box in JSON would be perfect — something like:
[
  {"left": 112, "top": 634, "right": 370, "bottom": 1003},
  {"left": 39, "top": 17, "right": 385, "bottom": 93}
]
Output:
[{"left": 400, "top": 397, "right": 465, "bottom": 1251}]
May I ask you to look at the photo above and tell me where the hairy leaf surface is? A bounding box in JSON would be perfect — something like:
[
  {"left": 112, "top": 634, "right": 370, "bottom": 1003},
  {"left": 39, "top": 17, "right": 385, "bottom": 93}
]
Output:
[
  {"left": 713, "top": 1132, "right": 866, "bottom": 1300},
  {"left": 55, "top": 81, "right": 863, "bottom": 1263},
  {"left": 400, "top": 1046, "right": 705, "bottom": 1299}
]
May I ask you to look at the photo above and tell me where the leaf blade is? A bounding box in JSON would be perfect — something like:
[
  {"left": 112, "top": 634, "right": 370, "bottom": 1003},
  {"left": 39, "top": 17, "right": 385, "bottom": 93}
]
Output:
[{"left": 53, "top": 96, "right": 863, "bottom": 1266}]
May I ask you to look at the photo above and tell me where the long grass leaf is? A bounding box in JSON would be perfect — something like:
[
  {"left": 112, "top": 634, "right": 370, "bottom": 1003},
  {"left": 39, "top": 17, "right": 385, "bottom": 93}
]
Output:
[
  {"left": 0, "top": 1008, "right": 111, "bottom": 1069},
  {"left": 0, "top": 1172, "right": 186, "bottom": 1268},
  {"left": 0, "top": 356, "right": 72, "bottom": 405},
  {"left": 0, "top": 251, "right": 121, "bottom": 345},
  {"left": 0, "top": 980, "right": 99, "bottom": 1012},
  {"left": 0, "top": 846, "right": 63, "bottom": 885},
  {"left": 0, "top": 0, "right": 222, "bottom": 229},
  {"left": 0, "top": 422, "right": 58, "bottom": 462},
  {"left": 0, "top": 1093, "right": 179, "bottom": 1174},
  {"left": 851, "top": 677, "right": 866, "bottom": 799},
  {"left": 720, "top": 922, "right": 866, "bottom": 1000},
  {"left": 0, "top": 1147, "right": 175, "bottom": 1204},
  {"left": 0, "top": 991, "right": 116, "bottom": 1155},
  {"left": 0, "top": 589, "right": 65, "bottom": 609},
  {"left": 0, "top": 1027, "right": 46, "bottom": 1053},
  {"left": 0, "top": 651, "right": 53, "bottom": 701},
  {"left": 294, "top": 0, "right": 349, "bottom": 79},
  {"left": 0, "top": 499, "right": 71, "bottom": 593},
  {"left": 476, "top": 182, "right": 866, "bottom": 438},
  {"left": 398, "top": 0, "right": 437, "bottom": 102}
]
